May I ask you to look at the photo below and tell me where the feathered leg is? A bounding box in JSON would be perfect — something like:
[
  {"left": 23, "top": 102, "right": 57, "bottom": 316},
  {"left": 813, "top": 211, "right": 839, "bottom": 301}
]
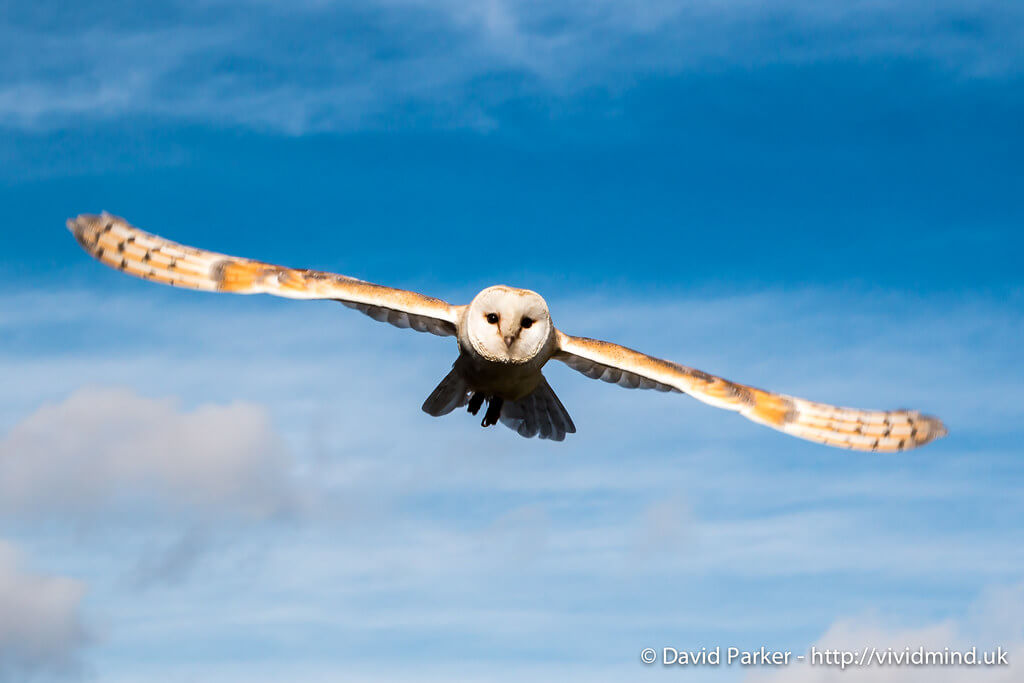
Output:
[{"left": 482, "top": 396, "right": 504, "bottom": 427}]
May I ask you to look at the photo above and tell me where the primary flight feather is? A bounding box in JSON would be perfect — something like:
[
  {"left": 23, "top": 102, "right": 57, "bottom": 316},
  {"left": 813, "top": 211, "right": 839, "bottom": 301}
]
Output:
[{"left": 68, "top": 213, "right": 947, "bottom": 450}]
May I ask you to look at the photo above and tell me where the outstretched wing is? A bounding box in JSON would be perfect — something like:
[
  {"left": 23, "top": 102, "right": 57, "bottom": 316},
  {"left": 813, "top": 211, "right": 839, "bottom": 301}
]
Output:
[
  {"left": 68, "top": 213, "right": 461, "bottom": 336},
  {"left": 554, "top": 331, "right": 946, "bottom": 452}
]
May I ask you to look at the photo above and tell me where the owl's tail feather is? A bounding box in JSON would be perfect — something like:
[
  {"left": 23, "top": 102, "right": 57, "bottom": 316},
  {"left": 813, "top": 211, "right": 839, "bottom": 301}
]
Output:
[
  {"left": 499, "top": 376, "right": 576, "bottom": 441},
  {"left": 422, "top": 370, "right": 575, "bottom": 441},
  {"left": 422, "top": 367, "right": 470, "bottom": 416}
]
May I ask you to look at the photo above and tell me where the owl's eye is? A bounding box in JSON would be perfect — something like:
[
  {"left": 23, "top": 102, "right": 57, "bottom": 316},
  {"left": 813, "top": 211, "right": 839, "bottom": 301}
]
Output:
[
  {"left": 520, "top": 317, "right": 534, "bottom": 329},
  {"left": 485, "top": 313, "right": 499, "bottom": 324}
]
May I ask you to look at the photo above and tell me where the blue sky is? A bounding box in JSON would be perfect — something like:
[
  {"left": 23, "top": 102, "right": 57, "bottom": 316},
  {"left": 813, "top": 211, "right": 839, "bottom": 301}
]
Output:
[{"left": 0, "top": 1, "right": 1022, "bottom": 681}]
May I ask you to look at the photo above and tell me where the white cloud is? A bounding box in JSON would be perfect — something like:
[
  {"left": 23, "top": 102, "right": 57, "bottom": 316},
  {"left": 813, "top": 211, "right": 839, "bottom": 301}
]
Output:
[
  {"left": 0, "top": 541, "right": 89, "bottom": 680},
  {"left": 748, "top": 584, "right": 1024, "bottom": 682},
  {"left": 1, "top": 0, "right": 1020, "bottom": 132},
  {"left": 0, "top": 387, "right": 297, "bottom": 521}
]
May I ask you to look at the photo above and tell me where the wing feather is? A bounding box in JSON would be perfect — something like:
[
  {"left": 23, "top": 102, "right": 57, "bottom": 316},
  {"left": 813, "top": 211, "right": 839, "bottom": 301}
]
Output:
[
  {"left": 68, "top": 213, "right": 461, "bottom": 337},
  {"left": 554, "top": 331, "right": 946, "bottom": 452}
]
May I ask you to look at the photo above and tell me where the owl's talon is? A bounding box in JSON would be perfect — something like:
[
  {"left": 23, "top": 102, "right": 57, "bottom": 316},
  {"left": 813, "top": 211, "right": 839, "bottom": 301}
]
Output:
[
  {"left": 481, "top": 396, "right": 503, "bottom": 427},
  {"left": 467, "top": 392, "right": 484, "bottom": 415}
]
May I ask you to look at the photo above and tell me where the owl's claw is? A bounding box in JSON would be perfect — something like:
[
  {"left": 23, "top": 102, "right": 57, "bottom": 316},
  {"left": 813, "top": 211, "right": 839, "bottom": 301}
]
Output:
[
  {"left": 481, "top": 396, "right": 503, "bottom": 427},
  {"left": 467, "top": 392, "right": 484, "bottom": 415}
]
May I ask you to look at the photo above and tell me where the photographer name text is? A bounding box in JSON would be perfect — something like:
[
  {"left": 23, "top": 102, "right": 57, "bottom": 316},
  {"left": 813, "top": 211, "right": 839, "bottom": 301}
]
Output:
[{"left": 639, "top": 646, "right": 1009, "bottom": 669}]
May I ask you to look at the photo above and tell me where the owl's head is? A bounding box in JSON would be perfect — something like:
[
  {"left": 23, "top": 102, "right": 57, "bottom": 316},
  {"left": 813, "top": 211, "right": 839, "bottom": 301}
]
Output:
[{"left": 463, "top": 285, "right": 553, "bottom": 363}]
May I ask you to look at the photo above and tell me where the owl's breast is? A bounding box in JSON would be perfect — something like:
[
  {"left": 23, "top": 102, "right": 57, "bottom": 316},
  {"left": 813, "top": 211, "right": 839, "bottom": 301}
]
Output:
[{"left": 454, "top": 350, "right": 546, "bottom": 401}]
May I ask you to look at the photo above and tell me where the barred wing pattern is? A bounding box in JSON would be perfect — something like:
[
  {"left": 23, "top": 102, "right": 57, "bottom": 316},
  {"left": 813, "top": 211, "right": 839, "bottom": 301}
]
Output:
[
  {"left": 554, "top": 332, "right": 946, "bottom": 452},
  {"left": 68, "top": 213, "right": 460, "bottom": 337}
]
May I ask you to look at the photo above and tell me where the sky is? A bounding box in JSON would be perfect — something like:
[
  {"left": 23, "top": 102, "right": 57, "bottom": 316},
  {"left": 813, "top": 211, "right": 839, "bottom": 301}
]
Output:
[{"left": 0, "top": 0, "right": 1022, "bottom": 681}]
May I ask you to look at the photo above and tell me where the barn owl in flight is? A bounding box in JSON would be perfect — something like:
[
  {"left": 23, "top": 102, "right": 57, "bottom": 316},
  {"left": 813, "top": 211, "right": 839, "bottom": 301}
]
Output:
[{"left": 68, "top": 213, "right": 946, "bottom": 451}]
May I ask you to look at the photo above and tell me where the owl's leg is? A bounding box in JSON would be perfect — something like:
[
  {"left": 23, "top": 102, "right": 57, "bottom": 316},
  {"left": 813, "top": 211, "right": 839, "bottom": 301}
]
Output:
[
  {"left": 481, "top": 396, "right": 504, "bottom": 427},
  {"left": 467, "top": 392, "right": 485, "bottom": 416}
]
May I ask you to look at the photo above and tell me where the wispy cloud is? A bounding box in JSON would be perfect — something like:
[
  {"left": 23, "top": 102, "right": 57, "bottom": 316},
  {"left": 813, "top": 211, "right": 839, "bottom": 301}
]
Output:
[
  {"left": 748, "top": 583, "right": 1024, "bottom": 682},
  {"left": 0, "top": 387, "right": 298, "bottom": 521},
  {"left": 0, "top": 541, "right": 88, "bottom": 681},
  {"left": 1, "top": 0, "right": 1021, "bottom": 132}
]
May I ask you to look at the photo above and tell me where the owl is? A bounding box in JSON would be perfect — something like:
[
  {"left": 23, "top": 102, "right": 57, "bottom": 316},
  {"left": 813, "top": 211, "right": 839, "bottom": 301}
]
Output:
[{"left": 68, "top": 213, "right": 946, "bottom": 450}]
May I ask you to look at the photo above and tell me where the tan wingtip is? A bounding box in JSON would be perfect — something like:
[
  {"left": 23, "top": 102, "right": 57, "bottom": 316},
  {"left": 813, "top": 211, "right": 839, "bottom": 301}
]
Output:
[
  {"left": 67, "top": 213, "right": 94, "bottom": 247},
  {"left": 921, "top": 414, "right": 948, "bottom": 443},
  {"left": 67, "top": 213, "right": 90, "bottom": 235},
  {"left": 67, "top": 212, "right": 109, "bottom": 238},
  {"left": 67, "top": 214, "right": 97, "bottom": 252}
]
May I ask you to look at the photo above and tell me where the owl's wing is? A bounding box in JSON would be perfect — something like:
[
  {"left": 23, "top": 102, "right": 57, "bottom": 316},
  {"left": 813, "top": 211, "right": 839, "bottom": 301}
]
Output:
[
  {"left": 68, "top": 213, "right": 460, "bottom": 337},
  {"left": 553, "top": 331, "right": 946, "bottom": 452}
]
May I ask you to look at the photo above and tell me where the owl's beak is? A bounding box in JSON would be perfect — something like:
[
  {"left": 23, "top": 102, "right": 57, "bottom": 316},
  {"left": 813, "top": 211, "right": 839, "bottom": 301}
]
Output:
[{"left": 503, "top": 334, "right": 516, "bottom": 348}]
